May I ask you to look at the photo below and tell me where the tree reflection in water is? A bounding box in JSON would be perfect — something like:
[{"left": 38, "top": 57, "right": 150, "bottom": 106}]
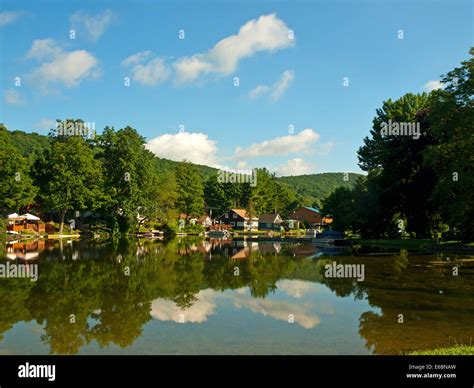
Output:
[{"left": 0, "top": 239, "right": 473, "bottom": 354}]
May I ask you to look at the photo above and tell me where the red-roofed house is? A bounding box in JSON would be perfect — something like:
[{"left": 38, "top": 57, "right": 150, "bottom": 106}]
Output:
[{"left": 217, "top": 209, "right": 259, "bottom": 231}]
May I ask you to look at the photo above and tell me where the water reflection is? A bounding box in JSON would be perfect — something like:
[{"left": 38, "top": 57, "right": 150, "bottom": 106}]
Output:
[{"left": 1, "top": 238, "right": 473, "bottom": 354}]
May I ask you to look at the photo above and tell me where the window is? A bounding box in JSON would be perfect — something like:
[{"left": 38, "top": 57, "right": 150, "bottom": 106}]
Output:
[
  {"left": 225, "top": 213, "right": 229, "bottom": 218},
  {"left": 233, "top": 213, "right": 238, "bottom": 218},
  {"left": 230, "top": 222, "right": 235, "bottom": 226}
]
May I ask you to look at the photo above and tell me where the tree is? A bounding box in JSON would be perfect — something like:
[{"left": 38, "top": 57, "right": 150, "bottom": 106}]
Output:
[
  {"left": 322, "top": 187, "right": 357, "bottom": 232},
  {"left": 175, "top": 161, "right": 204, "bottom": 217},
  {"left": 98, "top": 126, "right": 158, "bottom": 234},
  {"left": 357, "top": 93, "right": 436, "bottom": 237},
  {"left": 204, "top": 174, "right": 232, "bottom": 216},
  {"left": 424, "top": 48, "right": 474, "bottom": 240},
  {"left": 0, "top": 125, "right": 38, "bottom": 212},
  {"left": 35, "top": 129, "right": 104, "bottom": 233},
  {"left": 138, "top": 170, "right": 178, "bottom": 231},
  {"left": 250, "top": 168, "right": 278, "bottom": 214}
]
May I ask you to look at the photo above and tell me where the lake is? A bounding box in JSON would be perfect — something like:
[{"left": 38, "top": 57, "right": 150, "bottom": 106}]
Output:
[{"left": 1, "top": 238, "right": 473, "bottom": 355}]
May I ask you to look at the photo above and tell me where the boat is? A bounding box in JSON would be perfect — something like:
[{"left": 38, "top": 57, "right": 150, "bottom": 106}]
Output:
[
  {"left": 207, "top": 230, "right": 231, "bottom": 238},
  {"left": 313, "top": 230, "right": 350, "bottom": 247}
]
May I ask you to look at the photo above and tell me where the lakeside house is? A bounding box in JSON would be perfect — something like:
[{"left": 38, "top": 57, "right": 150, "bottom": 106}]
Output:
[
  {"left": 197, "top": 214, "right": 213, "bottom": 228},
  {"left": 178, "top": 213, "right": 213, "bottom": 229},
  {"left": 6, "top": 213, "right": 51, "bottom": 234},
  {"left": 258, "top": 213, "right": 283, "bottom": 231},
  {"left": 217, "top": 209, "right": 259, "bottom": 231},
  {"left": 6, "top": 240, "right": 47, "bottom": 260},
  {"left": 290, "top": 207, "right": 324, "bottom": 228}
]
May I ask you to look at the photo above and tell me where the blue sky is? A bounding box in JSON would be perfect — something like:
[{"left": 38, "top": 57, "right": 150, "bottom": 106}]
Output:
[{"left": 1, "top": 0, "right": 472, "bottom": 175}]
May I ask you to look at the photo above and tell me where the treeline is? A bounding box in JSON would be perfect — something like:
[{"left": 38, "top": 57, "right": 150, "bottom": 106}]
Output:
[
  {"left": 279, "top": 172, "right": 362, "bottom": 207},
  {"left": 323, "top": 48, "right": 474, "bottom": 241},
  {"left": 1, "top": 120, "right": 361, "bottom": 235},
  {"left": 0, "top": 124, "right": 316, "bottom": 235}
]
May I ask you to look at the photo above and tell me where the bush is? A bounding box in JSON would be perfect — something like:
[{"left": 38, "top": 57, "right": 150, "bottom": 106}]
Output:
[{"left": 184, "top": 223, "right": 205, "bottom": 234}]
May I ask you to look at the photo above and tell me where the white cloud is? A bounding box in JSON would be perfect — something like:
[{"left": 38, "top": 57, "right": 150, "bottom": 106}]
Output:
[
  {"left": 424, "top": 80, "right": 445, "bottom": 92},
  {"left": 236, "top": 161, "right": 248, "bottom": 169},
  {"left": 26, "top": 38, "right": 62, "bottom": 61},
  {"left": 276, "top": 158, "right": 314, "bottom": 176},
  {"left": 248, "top": 84, "right": 270, "bottom": 99},
  {"left": 277, "top": 279, "right": 317, "bottom": 298},
  {"left": 271, "top": 70, "right": 294, "bottom": 100},
  {"left": 0, "top": 11, "right": 22, "bottom": 27},
  {"left": 146, "top": 131, "right": 218, "bottom": 166},
  {"left": 248, "top": 70, "right": 294, "bottom": 101},
  {"left": 316, "top": 141, "right": 334, "bottom": 155},
  {"left": 234, "top": 128, "right": 319, "bottom": 160},
  {"left": 4, "top": 89, "right": 24, "bottom": 105},
  {"left": 233, "top": 294, "right": 320, "bottom": 329},
  {"left": 26, "top": 39, "right": 100, "bottom": 91},
  {"left": 70, "top": 9, "right": 116, "bottom": 42},
  {"left": 121, "top": 51, "right": 170, "bottom": 86},
  {"left": 174, "top": 13, "right": 294, "bottom": 83},
  {"left": 151, "top": 289, "right": 217, "bottom": 323},
  {"left": 34, "top": 118, "right": 55, "bottom": 131},
  {"left": 121, "top": 51, "right": 152, "bottom": 67}
]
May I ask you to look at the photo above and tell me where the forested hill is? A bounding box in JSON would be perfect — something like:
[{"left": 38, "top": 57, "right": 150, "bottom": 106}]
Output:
[
  {"left": 153, "top": 157, "right": 217, "bottom": 181},
  {"left": 278, "top": 173, "right": 363, "bottom": 206},
  {"left": 8, "top": 129, "right": 362, "bottom": 205},
  {"left": 155, "top": 160, "right": 363, "bottom": 205}
]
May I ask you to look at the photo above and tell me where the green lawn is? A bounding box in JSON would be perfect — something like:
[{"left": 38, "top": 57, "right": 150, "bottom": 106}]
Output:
[
  {"left": 357, "top": 239, "right": 474, "bottom": 250},
  {"left": 357, "top": 239, "right": 432, "bottom": 249},
  {"left": 407, "top": 345, "right": 474, "bottom": 355}
]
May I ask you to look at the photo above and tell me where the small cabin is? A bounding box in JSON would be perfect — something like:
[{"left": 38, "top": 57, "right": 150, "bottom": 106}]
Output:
[
  {"left": 6, "top": 213, "right": 47, "bottom": 233},
  {"left": 258, "top": 213, "right": 283, "bottom": 230}
]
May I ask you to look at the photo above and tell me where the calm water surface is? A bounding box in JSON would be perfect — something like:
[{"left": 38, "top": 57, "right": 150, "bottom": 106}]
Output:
[{"left": 1, "top": 238, "right": 473, "bottom": 355}]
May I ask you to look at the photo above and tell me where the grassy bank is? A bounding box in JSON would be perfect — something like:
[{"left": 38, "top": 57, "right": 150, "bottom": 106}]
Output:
[
  {"left": 407, "top": 345, "right": 474, "bottom": 355},
  {"left": 356, "top": 239, "right": 432, "bottom": 249},
  {"left": 356, "top": 239, "right": 474, "bottom": 251}
]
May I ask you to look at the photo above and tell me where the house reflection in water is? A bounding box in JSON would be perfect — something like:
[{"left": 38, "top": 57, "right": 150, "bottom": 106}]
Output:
[
  {"left": 5, "top": 240, "right": 46, "bottom": 261},
  {"left": 208, "top": 240, "right": 283, "bottom": 260}
]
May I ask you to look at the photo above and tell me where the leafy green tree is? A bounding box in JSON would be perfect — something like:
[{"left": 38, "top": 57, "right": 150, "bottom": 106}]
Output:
[
  {"left": 0, "top": 125, "right": 38, "bottom": 212},
  {"left": 251, "top": 168, "right": 278, "bottom": 214},
  {"left": 322, "top": 187, "right": 357, "bottom": 232},
  {"left": 204, "top": 174, "right": 232, "bottom": 215},
  {"left": 357, "top": 93, "right": 436, "bottom": 237},
  {"left": 175, "top": 160, "right": 204, "bottom": 217},
  {"left": 424, "top": 48, "right": 474, "bottom": 240},
  {"left": 35, "top": 130, "right": 105, "bottom": 233},
  {"left": 98, "top": 126, "right": 158, "bottom": 234}
]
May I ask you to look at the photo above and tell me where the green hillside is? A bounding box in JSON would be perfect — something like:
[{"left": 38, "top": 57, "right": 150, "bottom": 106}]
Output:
[
  {"left": 5, "top": 129, "right": 362, "bottom": 207},
  {"left": 278, "top": 173, "right": 363, "bottom": 206},
  {"left": 153, "top": 156, "right": 217, "bottom": 181},
  {"left": 10, "top": 130, "right": 52, "bottom": 166}
]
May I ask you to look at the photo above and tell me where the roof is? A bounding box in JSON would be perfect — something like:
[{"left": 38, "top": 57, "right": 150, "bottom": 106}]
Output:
[
  {"left": 258, "top": 213, "right": 281, "bottom": 223},
  {"left": 7, "top": 213, "right": 41, "bottom": 221},
  {"left": 231, "top": 209, "right": 248, "bottom": 218},
  {"left": 304, "top": 206, "right": 321, "bottom": 214},
  {"left": 230, "top": 209, "right": 258, "bottom": 220},
  {"left": 25, "top": 213, "right": 41, "bottom": 221}
]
